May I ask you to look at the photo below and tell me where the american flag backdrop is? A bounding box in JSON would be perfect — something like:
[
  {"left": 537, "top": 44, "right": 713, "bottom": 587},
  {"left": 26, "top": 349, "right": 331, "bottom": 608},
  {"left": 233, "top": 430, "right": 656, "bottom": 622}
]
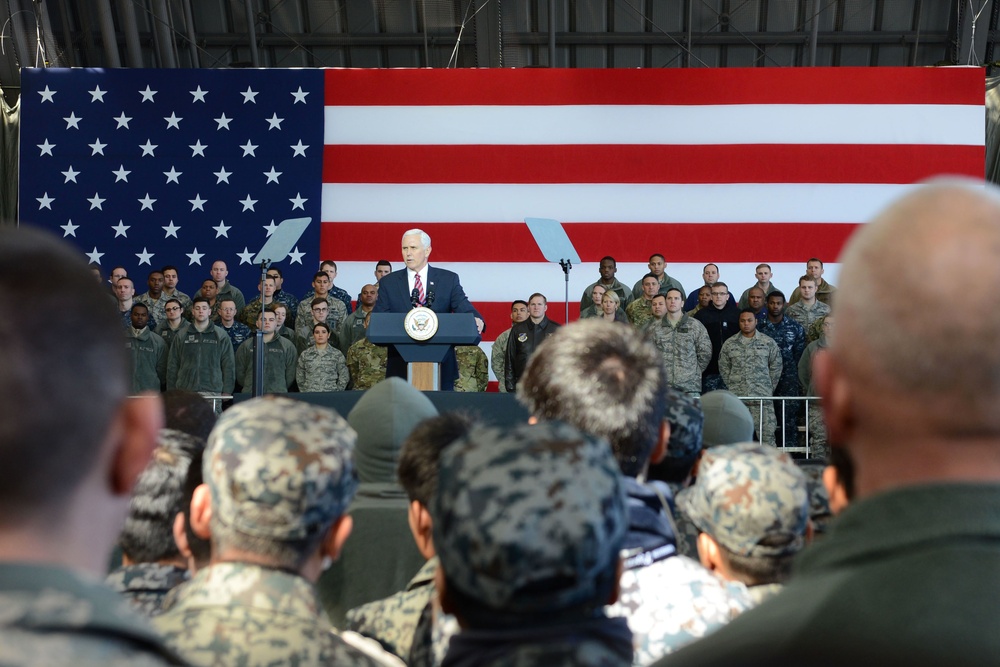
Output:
[{"left": 19, "top": 67, "right": 984, "bottom": 388}]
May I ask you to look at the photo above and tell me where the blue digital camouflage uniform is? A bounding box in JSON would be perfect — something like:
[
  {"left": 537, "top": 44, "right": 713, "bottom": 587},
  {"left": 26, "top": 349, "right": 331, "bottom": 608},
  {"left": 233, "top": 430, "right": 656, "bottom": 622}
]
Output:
[
  {"left": 757, "top": 316, "right": 806, "bottom": 447},
  {"left": 432, "top": 421, "right": 633, "bottom": 667},
  {"left": 220, "top": 320, "right": 252, "bottom": 350},
  {"left": 105, "top": 563, "right": 189, "bottom": 617},
  {"left": 454, "top": 345, "right": 488, "bottom": 392},
  {"left": 0, "top": 562, "right": 185, "bottom": 666},
  {"left": 677, "top": 443, "right": 810, "bottom": 607},
  {"left": 717, "top": 332, "right": 782, "bottom": 446},
  {"left": 155, "top": 395, "right": 382, "bottom": 667}
]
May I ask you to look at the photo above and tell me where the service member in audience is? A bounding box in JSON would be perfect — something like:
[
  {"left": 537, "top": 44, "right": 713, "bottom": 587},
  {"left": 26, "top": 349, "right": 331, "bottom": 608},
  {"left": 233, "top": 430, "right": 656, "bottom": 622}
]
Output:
[
  {"left": 432, "top": 421, "right": 634, "bottom": 666},
  {"left": 340, "top": 283, "right": 378, "bottom": 357},
  {"left": 718, "top": 310, "right": 781, "bottom": 446},
  {"left": 155, "top": 298, "right": 189, "bottom": 348},
  {"left": 661, "top": 180, "right": 1000, "bottom": 667},
  {"left": 454, "top": 345, "right": 488, "bottom": 392},
  {"left": 504, "top": 292, "right": 559, "bottom": 392},
  {"left": 217, "top": 298, "right": 252, "bottom": 351},
  {"left": 296, "top": 321, "right": 350, "bottom": 392},
  {"left": 347, "top": 312, "right": 388, "bottom": 390},
  {"left": 786, "top": 274, "right": 832, "bottom": 331},
  {"left": 161, "top": 265, "right": 192, "bottom": 314},
  {"left": 208, "top": 260, "right": 246, "bottom": 312},
  {"left": 166, "top": 296, "right": 235, "bottom": 396},
  {"left": 580, "top": 255, "right": 632, "bottom": 311},
  {"left": 788, "top": 257, "right": 836, "bottom": 306},
  {"left": 678, "top": 443, "right": 811, "bottom": 607},
  {"left": 491, "top": 300, "right": 529, "bottom": 392},
  {"left": 737, "top": 263, "right": 777, "bottom": 309},
  {"left": 235, "top": 309, "right": 297, "bottom": 393},
  {"left": 626, "top": 273, "right": 661, "bottom": 327},
  {"left": 649, "top": 287, "right": 712, "bottom": 396},
  {"left": 106, "top": 430, "right": 201, "bottom": 616},
  {"left": 579, "top": 283, "right": 608, "bottom": 319},
  {"left": 757, "top": 291, "right": 806, "bottom": 447},
  {"left": 126, "top": 302, "right": 167, "bottom": 393},
  {"left": 0, "top": 228, "right": 180, "bottom": 665},
  {"left": 694, "top": 282, "right": 740, "bottom": 392},
  {"left": 518, "top": 320, "right": 752, "bottom": 664},
  {"left": 631, "top": 253, "right": 686, "bottom": 302},
  {"left": 136, "top": 269, "right": 169, "bottom": 325},
  {"left": 154, "top": 396, "right": 387, "bottom": 666}
]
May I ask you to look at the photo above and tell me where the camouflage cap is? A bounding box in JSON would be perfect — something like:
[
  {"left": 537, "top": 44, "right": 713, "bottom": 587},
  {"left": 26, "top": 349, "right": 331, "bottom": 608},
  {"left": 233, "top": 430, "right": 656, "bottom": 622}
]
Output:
[
  {"left": 432, "top": 420, "right": 627, "bottom": 614},
  {"left": 700, "top": 390, "right": 754, "bottom": 447},
  {"left": 663, "top": 388, "right": 704, "bottom": 462},
  {"left": 206, "top": 395, "right": 359, "bottom": 541},
  {"left": 677, "top": 442, "right": 809, "bottom": 558}
]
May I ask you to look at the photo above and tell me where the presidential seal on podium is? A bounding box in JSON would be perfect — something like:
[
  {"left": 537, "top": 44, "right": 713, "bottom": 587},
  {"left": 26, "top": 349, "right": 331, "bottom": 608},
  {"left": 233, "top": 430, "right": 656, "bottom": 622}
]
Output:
[{"left": 404, "top": 306, "right": 439, "bottom": 341}]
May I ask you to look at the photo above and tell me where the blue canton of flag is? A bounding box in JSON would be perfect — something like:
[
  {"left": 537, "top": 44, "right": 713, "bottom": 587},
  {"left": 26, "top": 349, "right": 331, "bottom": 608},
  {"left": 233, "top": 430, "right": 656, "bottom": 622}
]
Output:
[{"left": 17, "top": 67, "right": 325, "bottom": 294}]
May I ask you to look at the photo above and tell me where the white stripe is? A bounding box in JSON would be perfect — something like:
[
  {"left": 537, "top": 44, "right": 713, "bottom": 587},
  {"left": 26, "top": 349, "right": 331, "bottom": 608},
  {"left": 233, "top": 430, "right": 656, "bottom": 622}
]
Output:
[
  {"left": 325, "top": 105, "right": 983, "bottom": 146},
  {"left": 322, "top": 182, "right": 913, "bottom": 224},
  {"left": 335, "top": 262, "right": 841, "bottom": 308}
]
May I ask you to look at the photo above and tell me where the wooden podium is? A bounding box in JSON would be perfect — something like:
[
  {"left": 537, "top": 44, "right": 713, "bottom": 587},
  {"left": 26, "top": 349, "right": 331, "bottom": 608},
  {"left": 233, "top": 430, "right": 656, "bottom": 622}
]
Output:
[{"left": 367, "top": 312, "right": 481, "bottom": 391}]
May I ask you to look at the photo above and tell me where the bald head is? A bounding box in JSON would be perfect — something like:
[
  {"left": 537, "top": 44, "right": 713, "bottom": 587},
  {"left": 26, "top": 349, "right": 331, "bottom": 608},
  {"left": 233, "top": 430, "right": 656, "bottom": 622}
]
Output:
[{"left": 833, "top": 181, "right": 1000, "bottom": 438}]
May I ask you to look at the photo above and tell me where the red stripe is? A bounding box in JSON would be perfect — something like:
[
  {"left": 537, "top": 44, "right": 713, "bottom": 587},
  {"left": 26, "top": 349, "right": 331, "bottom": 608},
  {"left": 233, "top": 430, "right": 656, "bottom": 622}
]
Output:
[
  {"left": 323, "top": 144, "right": 983, "bottom": 185},
  {"left": 325, "top": 67, "right": 984, "bottom": 106},
  {"left": 321, "top": 222, "right": 860, "bottom": 264}
]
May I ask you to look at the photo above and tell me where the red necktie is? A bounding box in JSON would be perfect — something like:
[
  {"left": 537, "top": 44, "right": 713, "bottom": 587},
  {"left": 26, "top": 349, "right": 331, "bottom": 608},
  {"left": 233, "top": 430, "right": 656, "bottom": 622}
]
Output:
[{"left": 415, "top": 273, "right": 425, "bottom": 305}]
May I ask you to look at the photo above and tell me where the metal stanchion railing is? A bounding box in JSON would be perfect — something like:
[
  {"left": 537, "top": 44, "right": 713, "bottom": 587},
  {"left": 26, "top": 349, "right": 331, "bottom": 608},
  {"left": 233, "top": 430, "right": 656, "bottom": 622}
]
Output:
[{"left": 731, "top": 395, "right": 822, "bottom": 456}]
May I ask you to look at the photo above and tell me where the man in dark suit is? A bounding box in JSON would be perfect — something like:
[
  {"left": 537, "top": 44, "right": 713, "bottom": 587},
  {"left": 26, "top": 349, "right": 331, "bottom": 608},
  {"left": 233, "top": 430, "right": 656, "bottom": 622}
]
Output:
[{"left": 373, "top": 229, "right": 484, "bottom": 390}]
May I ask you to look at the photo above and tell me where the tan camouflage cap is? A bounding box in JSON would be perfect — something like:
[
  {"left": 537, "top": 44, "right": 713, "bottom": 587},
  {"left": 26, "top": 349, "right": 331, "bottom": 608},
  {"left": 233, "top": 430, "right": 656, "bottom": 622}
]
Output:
[
  {"left": 431, "top": 420, "right": 627, "bottom": 614},
  {"left": 206, "top": 395, "right": 358, "bottom": 541},
  {"left": 677, "top": 442, "right": 809, "bottom": 557}
]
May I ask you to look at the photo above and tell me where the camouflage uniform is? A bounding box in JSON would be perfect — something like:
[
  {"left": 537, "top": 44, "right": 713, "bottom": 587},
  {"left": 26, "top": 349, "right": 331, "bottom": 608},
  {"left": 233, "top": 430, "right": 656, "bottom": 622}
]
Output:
[
  {"left": 234, "top": 335, "right": 297, "bottom": 393},
  {"left": 105, "top": 563, "right": 189, "bottom": 617},
  {"left": 677, "top": 443, "right": 810, "bottom": 607},
  {"left": 648, "top": 314, "right": 712, "bottom": 395},
  {"left": 757, "top": 316, "right": 806, "bottom": 447},
  {"left": 296, "top": 344, "right": 350, "bottom": 392},
  {"left": 220, "top": 321, "right": 252, "bottom": 351},
  {"left": 126, "top": 325, "right": 167, "bottom": 393},
  {"left": 347, "top": 337, "right": 388, "bottom": 390},
  {"left": 454, "top": 345, "right": 488, "bottom": 392},
  {"left": 0, "top": 562, "right": 184, "bottom": 666},
  {"left": 295, "top": 297, "right": 347, "bottom": 344},
  {"left": 240, "top": 297, "right": 275, "bottom": 331},
  {"left": 491, "top": 327, "right": 512, "bottom": 392},
  {"left": 346, "top": 557, "right": 442, "bottom": 662},
  {"left": 156, "top": 395, "right": 383, "bottom": 667},
  {"left": 798, "top": 335, "right": 829, "bottom": 458},
  {"left": 789, "top": 279, "right": 836, "bottom": 306},
  {"left": 626, "top": 297, "right": 655, "bottom": 328},
  {"left": 432, "top": 422, "right": 633, "bottom": 667},
  {"left": 302, "top": 285, "right": 353, "bottom": 316},
  {"left": 718, "top": 332, "right": 781, "bottom": 446},
  {"left": 136, "top": 291, "right": 171, "bottom": 327},
  {"left": 161, "top": 288, "right": 192, "bottom": 314},
  {"left": 631, "top": 274, "right": 686, "bottom": 302},
  {"left": 785, "top": 299, "right": 831, "bottom": 334}
]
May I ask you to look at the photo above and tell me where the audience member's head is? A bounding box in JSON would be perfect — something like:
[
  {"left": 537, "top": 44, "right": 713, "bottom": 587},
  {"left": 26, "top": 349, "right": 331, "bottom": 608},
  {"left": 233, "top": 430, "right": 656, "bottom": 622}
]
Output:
[
  {"left": 0, "top": 228, "right": 160, "bottom": 573},
  {"left": 648, "top": 389, "right": 705, "bottom": 484},
  {"left": 819, "top": 180, "right": 1000, "bottom": 497},
  {"left": 396, "top": 412, "right": 476, "bottom": 559},
  {"left": 678, "top": 443, "right": 810, "bottom": 587},
  {"left": 347, "top": 377, "right": 439, "bottom": 484},
  {"left": 173, "top": 446, "right": 211, "bottom": 572},
  {"left": 432, "top": 421, "right": 627, "bottom": 629},
  {"left": 118, "top": 430, "right": 200, "bottom": 566},
  {"left": 193, "top": 396, "right": 359, "bottom": 578},
  {"left": 700, "top": 390, "right": 754, "bottom": 447},
  {"left": 517, "top": 319, "right": 668, "bottom": 478},
  {"left": 162, "top": 389, "right": 217, "bottom": 442}
]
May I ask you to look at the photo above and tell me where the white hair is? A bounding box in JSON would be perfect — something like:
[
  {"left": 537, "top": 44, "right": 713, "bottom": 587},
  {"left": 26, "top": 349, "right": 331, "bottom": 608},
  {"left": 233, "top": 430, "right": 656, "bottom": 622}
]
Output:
[{"left": 402, "top": 229, "right": 431, "bottom": 249}]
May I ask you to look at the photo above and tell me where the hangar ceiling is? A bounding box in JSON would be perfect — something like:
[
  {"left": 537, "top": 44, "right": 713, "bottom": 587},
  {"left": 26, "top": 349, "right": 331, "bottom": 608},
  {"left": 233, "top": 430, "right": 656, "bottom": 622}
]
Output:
[{"left": 0, "top": 0, "right": 993, "bottom": 103}]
